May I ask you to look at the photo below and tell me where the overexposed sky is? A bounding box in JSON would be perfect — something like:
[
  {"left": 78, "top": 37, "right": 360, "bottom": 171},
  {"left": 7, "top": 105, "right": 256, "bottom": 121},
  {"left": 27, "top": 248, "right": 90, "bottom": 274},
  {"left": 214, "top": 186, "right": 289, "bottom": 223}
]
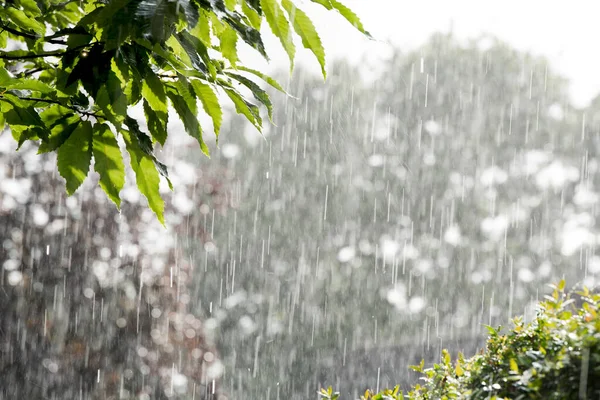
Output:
[{"left": 248, "top": 0, "right": 600, "bottom": 108}]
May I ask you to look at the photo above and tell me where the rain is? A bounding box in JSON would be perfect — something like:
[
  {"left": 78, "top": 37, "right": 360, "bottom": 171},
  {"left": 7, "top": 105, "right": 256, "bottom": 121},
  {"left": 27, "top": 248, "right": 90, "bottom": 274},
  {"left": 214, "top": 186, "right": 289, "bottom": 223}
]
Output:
[{"left": 3, "top": 1, "right": 600, "bottom": 399}]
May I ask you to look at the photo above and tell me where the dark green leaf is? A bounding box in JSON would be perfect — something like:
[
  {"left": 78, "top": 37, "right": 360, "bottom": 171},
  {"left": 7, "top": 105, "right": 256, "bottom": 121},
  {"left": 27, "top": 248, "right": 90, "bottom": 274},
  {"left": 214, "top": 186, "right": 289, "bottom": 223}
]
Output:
[
  {"left": 166, "top": 86, "right": 209, "bottom": 155},
  {"left": 143, "top": 99, "right": 168, "bottom": 145},
  {"left": 227, "top": 72, "right": 273, "bottom": 121},
  {"left": 224, "top": 87, "right": 262, "bottom": 130}
]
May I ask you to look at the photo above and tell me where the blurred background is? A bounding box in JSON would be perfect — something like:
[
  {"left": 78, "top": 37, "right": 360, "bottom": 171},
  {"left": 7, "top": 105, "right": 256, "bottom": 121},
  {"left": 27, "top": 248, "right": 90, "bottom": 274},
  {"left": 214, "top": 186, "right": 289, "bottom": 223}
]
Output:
[{"left": 3, "top": 1, "right": 600, "bottom": 399}]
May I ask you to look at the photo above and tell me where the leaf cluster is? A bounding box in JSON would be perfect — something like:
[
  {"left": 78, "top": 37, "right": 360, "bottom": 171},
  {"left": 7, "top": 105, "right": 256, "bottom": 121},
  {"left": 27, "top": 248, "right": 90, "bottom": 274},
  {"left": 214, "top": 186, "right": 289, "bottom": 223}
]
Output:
[
  {"left": 320, "top": 280, "right": 600, "bottom": 399},
  {"left": 0, "top": 0, "right": 368, "bottom": 222}
]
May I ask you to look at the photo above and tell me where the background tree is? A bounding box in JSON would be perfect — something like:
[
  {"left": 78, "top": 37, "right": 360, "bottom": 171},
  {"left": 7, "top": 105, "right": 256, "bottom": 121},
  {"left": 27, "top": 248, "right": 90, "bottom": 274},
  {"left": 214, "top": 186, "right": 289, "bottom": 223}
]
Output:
[
  {"left": 181, "top": 33, "right": 596, "bottom": 399},
  {"left": 0, "top": 0, "right": 369, "bottom": 222}
]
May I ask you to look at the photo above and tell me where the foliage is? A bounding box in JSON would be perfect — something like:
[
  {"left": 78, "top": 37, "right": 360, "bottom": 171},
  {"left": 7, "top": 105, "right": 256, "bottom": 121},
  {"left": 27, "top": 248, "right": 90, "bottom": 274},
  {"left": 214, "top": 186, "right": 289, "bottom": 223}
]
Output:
[
  {"left": 0, "top": 0, "right": 368, "bottom": 222},
  {"left": 321, "top": 280, "right": 600, "bottom": 399}
]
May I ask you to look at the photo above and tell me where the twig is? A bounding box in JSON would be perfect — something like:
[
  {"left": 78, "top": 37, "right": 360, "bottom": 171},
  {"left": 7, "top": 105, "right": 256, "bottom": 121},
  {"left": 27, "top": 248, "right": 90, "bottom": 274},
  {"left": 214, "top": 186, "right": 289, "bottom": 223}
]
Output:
[
  {"left": 0, "top": 23, "right": 66, "bottom": 45},
  {"left": 0, "top": 49, "right": 69, "bottom": 60},
  {"left": 20, "top": 67, "right": 47, "bottom": 78},
  {"left": 0, "top": 44, "right": 90, "bottom": 60},
  {"left": 0, "top": 94, "right": 105, "bottom": 120}
]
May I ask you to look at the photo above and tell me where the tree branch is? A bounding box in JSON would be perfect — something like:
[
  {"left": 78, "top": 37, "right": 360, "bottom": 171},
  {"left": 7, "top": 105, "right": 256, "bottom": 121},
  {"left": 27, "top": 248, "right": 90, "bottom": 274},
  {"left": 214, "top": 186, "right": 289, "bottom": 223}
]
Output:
[
  {"left": 0, "top": 49, "right": 69, "bottom": 60},
  {"left": 0, "top": 94, "right": 105, "bottom": 120},
  {"left": 0, "top": 23, "right": 67, "bottom": 45}
]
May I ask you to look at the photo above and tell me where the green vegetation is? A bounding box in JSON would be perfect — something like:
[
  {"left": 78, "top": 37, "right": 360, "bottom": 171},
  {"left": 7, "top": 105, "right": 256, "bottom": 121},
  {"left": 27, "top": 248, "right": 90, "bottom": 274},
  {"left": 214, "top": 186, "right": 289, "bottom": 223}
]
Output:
[
  {"left": 0, "top": 0, "right": 368, "bottom": 222},
  {"left": 319, "top": 281, "right": 600, "bottom": 399}
]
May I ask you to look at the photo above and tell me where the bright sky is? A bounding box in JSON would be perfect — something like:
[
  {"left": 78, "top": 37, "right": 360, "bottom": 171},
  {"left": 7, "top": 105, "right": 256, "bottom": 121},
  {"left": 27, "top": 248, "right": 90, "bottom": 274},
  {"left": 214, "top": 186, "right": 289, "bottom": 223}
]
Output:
[{"left": 248, "top": 0, "right": 600, "bottom": 108}]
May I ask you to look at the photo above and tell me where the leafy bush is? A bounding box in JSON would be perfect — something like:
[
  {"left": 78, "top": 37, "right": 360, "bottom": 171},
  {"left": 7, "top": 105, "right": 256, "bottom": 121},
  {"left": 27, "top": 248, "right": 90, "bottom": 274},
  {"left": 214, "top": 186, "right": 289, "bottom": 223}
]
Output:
[{"left": 319, "top": 280, "right": 600, "bottom": 399}]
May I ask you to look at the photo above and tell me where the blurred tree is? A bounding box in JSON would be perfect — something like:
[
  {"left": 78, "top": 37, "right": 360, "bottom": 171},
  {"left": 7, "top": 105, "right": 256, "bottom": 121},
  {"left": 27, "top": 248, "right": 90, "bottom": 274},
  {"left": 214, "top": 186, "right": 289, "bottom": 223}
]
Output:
[
  {"left": 185, "top": 33, "right": 591, "bottom": 399},
  {"left": 0, "top": 0, "right": 368, "bottom": 222},
  {"left": 0, "top": 132, "right": 230, "bottom": 399}
]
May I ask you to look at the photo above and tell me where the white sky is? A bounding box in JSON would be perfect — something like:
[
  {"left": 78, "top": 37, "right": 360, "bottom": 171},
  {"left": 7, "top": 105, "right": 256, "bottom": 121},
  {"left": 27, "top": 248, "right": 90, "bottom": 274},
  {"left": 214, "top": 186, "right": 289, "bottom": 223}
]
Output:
[{"left": 246, "top": 0, "right": 600, "bottom": 108}]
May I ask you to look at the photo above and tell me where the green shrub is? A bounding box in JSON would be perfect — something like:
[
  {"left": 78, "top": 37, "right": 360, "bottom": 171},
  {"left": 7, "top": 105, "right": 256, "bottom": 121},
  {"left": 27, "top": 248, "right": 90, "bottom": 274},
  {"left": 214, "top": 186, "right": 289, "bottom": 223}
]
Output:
[{"left": 319, "top": 280, "right": 600, "bottom": 399}]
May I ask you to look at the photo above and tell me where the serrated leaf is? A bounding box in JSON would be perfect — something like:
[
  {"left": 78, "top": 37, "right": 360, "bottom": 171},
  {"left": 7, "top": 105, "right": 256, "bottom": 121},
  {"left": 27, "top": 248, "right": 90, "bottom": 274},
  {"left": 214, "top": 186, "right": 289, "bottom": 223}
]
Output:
[
  {"left": 122, "top": 128, "right": 165, "bottom": 225},
  {"left": 4, "top": 7, "right": 45, "bottom": 35},
  {"left": 224, "top": 87, "right": 262, "bottom": 130},
  {"left": 92, "top": 123, "right": 125, "bottom": 207},
  {"left": 227, "top": 72, "right": 273, "bottom": 121},
  {"left": 220, "top": 25, "right": 238, "bottom": 66},
  {"left": 174, "top": 32, "right": 207, "bottom": 72},
  {"left": 4, "top": 79, "right": 54, "bottom": 93},
  {"left": 242, "top": 1, "right": 261, "bottom": 29},
  {"left": 142, "top": 72, "right": 168, "bottom": 115},
  {"left": 329, "top": 0, "right": 371, "bottom": 37},
  {"left": 235, "top": 66, "right": 288, "bottom": 93},
  {"left": 143, "top": 99, "right": 168, "bottom": 145},
  {"left": 57, "top": 120, "right": 92, "bottom": 195},
  {"left": 261, "top": 0, "right": 295, "bottom": 68},
  {"left": 166, "top": 86, "right": 209, "bottom": 155},
  {"left": 16, "top": 0, "right": 41, "bottom": 16},
  {"left": 124, "top": 115, "right": 172, "bottom": 189},
  {"left": 190, "top": 80, "right": 222, "bottom": 137},
  {"left": 281, "top": 0, "right": 326, "bottom": 78},
  {"left": 191, "top": 9, "right": 211, "bottom": 45}
]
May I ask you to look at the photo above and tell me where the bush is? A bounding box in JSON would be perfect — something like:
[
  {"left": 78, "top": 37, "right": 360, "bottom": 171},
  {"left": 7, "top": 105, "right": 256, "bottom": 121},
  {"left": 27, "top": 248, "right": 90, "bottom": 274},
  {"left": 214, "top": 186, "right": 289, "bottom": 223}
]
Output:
[{"left": 319, "top": 281, "right": 600, "bottom": 399}]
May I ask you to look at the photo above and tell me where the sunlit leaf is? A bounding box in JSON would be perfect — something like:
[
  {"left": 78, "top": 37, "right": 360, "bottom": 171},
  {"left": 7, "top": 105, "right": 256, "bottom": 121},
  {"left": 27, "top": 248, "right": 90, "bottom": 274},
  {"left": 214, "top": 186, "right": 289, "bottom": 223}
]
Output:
[
  {"left": 261, "top": 0, "right": 295, "bottom": 68},
  {"left": 3, "top": 7, "right": 45, "bottom": 35},
  {"left": 281, "top": 0, "right": 326, "bottom": 78},
  {"left": 122, "top": 128, "right": 165, "bottom": 225},
  {"left": 92, "top": 123, "right": 125, "bottom": 207},
  {"left": 190, "top": 80, "right": 222, "bottom": 137},
  {"left": 166, "top": 86, "right": 209, "bottom": 155},
  {"left": 220, "top": 25, "right": 238, "bottom": 66},
  {"left": 57, "top": 120, "right": 92, "bottom": 195},
  {"left": 227, "top": 72, "right": 273, "bottom": 121}
]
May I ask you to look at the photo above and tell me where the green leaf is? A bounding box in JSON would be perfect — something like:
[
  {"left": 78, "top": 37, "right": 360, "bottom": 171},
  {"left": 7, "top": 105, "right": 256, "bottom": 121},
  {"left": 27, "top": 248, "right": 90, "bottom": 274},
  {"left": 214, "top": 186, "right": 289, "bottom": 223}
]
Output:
[
  {"left": 166, "top": 86, "right": 209, "bottom": 155},
  {"left": 143, "top": 99, "right": 168, "bottom": 145},
  {"left": 329, "top": 0, "right": 371, "bottom": 37},
  {"left": 3, "top": 79, "right": 54, "bottom": 93},
  {"left": 38, "top": 114, "right": 81, "bottom": 153},
  {"left": 191, "top": 9, "right": 211, "bottom": 45},
  {"left": 92, "top": 123, "right": 125, "bottom": 208},
  {"left": 4, "top": 7, "right": 45, "bottom": 35},
  {"left": 174, "top": 32, "right": 207, "bottom": 72},
  {"left": 224, "top": 0, "right": 236, "bottom": 11},
  {"left": 261, "top": 0, "right": 295, "bottom": 68},
  {"left": 122, "top": 128, "right": 165, "bottom": 225},
  {"left": 220, "top": 25, "right": 238, "bottom": 67},
  {"left": 190, "top": 80, "right": 222, "bottom": 137},
  {"left": 57, "top": 120, "right": 93, "bottom": 195},
  {"left": 142, "top": 72, "right": 168, "bottom": 115},
  {"left": 281, "top": 0, "right": 326, "bottom": 78},
  {"left": 224, "top": 87, "right": 262, "bottom": 131},
  {"left": 242, "top": 1, "right": 261, "bottom": 30},
  {"left": 227, "top": 72, "right": 273, "bottom": 121},
  {"left": 235, "top": 66, "right": 288, "bottom": 93},
  {"left": 16, "top": 0, "right": 42, "bottom": 17}
]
